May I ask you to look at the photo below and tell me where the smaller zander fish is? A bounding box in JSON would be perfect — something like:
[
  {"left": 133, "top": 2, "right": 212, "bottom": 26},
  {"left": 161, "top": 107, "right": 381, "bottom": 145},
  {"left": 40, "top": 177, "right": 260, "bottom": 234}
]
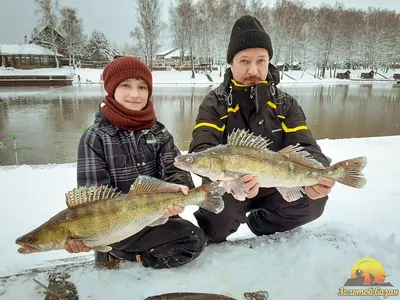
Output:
[{"left": 174, "top": 129, "right": 367, "bottom": 202}]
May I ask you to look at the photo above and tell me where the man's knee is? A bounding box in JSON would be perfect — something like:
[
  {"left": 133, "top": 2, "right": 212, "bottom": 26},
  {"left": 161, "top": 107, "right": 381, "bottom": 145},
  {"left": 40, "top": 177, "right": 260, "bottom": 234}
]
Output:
[
  {"left": 194, "top": 208, "right": 240, "bottom": 243},
  {"left": 308, "top": 196, "right": 328, "bottom": 222},
  {"left": 248, "top": 196, "right": 328, "bottom": 236}
]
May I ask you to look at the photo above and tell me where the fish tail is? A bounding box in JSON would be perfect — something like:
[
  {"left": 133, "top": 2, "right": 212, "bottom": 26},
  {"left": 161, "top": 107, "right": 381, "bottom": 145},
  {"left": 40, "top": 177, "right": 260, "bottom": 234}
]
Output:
[
  {"left": 197, "top": 183, "right": 226, "bottom": 214},
  {"left": 328, "top": 156, "right": 367, "bottom": 188}
]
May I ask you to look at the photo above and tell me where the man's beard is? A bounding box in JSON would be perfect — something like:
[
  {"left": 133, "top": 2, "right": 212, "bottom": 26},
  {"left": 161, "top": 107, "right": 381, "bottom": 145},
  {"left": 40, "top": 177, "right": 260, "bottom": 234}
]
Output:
[{"left": 244, "top": 76, "right": 262, "bottom": 84}]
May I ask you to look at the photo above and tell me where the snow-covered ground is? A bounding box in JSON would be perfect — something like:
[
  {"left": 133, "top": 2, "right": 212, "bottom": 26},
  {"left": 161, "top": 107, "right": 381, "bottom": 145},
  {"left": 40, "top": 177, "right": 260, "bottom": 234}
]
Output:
[
  {"left": 1, "top": 66, "right": 399, "bottom": 87},
  {"left": 0, "top": 135, "right": 399, "bottom": 299}
]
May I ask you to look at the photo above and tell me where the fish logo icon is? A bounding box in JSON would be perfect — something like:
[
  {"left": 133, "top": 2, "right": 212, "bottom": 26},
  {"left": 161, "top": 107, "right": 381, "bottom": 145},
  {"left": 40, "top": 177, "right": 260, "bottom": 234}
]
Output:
[{"left": 338, "top": 258, "right": 399, "bottom": 298}]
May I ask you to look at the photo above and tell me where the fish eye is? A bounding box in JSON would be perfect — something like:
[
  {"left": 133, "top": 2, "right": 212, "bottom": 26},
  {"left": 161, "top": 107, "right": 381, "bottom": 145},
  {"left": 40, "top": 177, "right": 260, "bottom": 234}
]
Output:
[
  {"left": 27, "top": 236, "right": 34, "bottom": 244},
  {"left": 185, "top": 156, "right": 194, "bottom": 164}
]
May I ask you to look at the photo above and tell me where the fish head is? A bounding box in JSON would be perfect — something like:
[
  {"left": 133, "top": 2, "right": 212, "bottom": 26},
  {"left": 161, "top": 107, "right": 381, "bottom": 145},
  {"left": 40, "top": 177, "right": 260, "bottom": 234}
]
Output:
[
  {"left": 16, "top": 225, "right": 66, "bottom": 254},
  {"left": 174, "top": 150, "right": 218, "bottom": 178}
]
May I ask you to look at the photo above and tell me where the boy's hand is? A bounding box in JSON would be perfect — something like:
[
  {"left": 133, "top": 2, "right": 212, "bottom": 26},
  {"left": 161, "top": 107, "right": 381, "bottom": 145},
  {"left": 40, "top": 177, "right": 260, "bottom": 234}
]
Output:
[
  {"left": 65, "top": 239, "right": 91, "bottom": 253},
  {"left": 163, "top": 184, "right": 187, "bottom": 216}
]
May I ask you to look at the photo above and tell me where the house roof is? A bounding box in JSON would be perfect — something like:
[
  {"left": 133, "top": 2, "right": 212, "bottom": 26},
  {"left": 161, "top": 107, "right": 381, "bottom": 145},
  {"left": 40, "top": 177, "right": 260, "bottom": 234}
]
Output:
[
  {"left": 0, "top": 44, "right": 63, "bottom": 57},
  {"left": 156, "top": 48, "right": 177, "bottom": 56},
  {"left": 164, "top": 49, "right": 190, "bottom": 59}
]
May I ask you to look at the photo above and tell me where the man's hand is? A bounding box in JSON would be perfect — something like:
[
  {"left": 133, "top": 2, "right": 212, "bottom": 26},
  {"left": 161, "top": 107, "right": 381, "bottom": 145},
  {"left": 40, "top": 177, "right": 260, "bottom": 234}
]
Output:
[
  {"left": 65, "top": 239, "right": 91, "bottom": 254},
  {"left": 164, "top": 204, "right": 185, "bottom": 216},
  {"left": 235, "top": 175, "right": 260, "bottom": 199},
  {"left": 163, "top": 184, "right": 188, "bottom": 216},
  {"left": 305, "top": 177, "right": 335, "bottom": 200}
]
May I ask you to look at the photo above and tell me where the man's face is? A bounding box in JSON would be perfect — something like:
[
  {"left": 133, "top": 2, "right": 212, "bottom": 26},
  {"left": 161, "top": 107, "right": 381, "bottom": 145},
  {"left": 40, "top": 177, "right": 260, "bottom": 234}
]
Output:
[{"left": 230, "top": 48, "right": 270, "bottom": 85}]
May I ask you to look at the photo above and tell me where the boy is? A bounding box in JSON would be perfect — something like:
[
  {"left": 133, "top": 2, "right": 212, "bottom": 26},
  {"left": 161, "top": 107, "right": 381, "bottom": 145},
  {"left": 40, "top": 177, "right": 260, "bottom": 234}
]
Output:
[{"left": 68, "top": 56, "right": 206, "bottom": 269}]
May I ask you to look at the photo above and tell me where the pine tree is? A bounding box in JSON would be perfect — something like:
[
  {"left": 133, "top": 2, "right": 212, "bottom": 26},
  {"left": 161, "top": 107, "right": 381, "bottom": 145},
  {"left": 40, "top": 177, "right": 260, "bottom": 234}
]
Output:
[{"left": 84, "top": 30, "right": 119, "bottom": 61}]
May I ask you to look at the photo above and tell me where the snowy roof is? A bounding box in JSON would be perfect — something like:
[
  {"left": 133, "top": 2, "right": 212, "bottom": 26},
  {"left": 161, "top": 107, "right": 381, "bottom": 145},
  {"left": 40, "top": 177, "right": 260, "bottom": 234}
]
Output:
[
  {"left": 0, "top": 44, "right": 63, "bottom": 57},
  {"left": 156, "top": 48, "right": 177, "bottom": 56},
  {"left": 164, "top": 49, "right": 189, "bottom": 59}
]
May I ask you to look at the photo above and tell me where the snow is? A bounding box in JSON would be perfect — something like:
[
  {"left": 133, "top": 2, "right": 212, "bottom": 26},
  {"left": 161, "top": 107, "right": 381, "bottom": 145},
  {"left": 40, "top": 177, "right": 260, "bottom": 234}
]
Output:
[
  {"left": 0, "top": 44, "right": 63, "bottom": 57},
  {"left": 0, "top": 135, "right": 399, "bottom": 299},
  {"left": 1, "top": 66, "right": 399, "bottom": 87}
]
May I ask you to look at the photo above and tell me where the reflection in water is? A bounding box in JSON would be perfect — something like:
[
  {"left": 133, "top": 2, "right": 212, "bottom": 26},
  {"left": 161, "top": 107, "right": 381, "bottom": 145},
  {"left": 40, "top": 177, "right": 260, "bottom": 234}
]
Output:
[{"left": 0, "top": 84, "right": 399, "bottom": 165}]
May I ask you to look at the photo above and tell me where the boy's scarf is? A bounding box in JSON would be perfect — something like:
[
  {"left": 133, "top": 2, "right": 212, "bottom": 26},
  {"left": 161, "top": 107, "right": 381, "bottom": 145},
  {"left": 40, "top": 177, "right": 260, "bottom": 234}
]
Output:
[{"left": 101, "top": 95, "right": 156, "bottom": 131}]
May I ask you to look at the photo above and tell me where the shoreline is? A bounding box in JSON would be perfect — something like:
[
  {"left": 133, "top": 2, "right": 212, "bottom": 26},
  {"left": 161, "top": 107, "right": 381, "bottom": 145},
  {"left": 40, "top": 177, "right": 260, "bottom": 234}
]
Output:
[{"left": 1, "top": 66, "right": 399, "bottom": 87}]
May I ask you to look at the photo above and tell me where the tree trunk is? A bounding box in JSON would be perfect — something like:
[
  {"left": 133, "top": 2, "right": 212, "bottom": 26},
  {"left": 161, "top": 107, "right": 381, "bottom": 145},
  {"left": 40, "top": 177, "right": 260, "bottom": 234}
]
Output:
[
  {"left": 54, "top": 49, "right": 59, "bottom": 68},
  {"left": 190, "top": 48, "right": 195, "bottom": 79}
]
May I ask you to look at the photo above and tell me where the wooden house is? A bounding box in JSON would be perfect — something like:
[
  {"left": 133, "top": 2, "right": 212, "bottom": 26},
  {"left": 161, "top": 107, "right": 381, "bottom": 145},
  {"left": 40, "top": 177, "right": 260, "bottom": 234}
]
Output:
[{"left": 0, "top": 43, "right": 63, "bottom": 69}]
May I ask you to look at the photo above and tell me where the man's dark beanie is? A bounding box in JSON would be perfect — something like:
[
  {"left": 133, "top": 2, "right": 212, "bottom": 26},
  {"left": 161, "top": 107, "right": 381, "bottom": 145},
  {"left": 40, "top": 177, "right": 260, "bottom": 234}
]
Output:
[{"left": 227, "top": 15, "right": 273, "bottom": 63}]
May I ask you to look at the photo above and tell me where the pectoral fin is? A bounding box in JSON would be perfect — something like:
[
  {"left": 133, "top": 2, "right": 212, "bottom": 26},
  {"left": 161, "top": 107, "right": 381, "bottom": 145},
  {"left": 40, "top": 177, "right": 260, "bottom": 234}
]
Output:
[
  {"left": 148, "top": 216, "right": 169, "bottom": 227},
  {"left": 219, "top": 180, "right": 249, "bottom": 201},
  {"left": 276, "top": 186, "right": 306, "bottom": 202}
]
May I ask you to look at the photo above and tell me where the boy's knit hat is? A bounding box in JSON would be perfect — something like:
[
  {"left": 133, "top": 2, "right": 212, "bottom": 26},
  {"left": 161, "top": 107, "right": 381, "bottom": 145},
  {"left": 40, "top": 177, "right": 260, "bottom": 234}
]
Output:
[{"left": 103, "top": 56, "right": 152, "bottom": 99}]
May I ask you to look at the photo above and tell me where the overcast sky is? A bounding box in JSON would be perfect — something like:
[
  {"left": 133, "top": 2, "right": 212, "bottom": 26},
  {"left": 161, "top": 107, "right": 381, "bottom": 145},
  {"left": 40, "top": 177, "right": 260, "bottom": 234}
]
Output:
[{"left": 1, "top": 0, "right": 399, "bottom": 49}]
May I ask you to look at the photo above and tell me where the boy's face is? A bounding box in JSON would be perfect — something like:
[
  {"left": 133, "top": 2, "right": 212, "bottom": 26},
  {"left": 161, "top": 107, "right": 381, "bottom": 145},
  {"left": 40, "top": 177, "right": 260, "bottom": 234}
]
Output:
[
  {"left": 114, "top": 78, "right": 149, "bottom": 111},
  {"left": 230, "top": 48, "right": 269, "bottom": 85}
]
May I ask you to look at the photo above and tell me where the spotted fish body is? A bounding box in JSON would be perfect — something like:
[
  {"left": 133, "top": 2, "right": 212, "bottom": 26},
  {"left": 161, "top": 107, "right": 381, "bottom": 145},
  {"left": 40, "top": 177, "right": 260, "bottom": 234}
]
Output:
[
  {"left": 174, "top": 129, "right": 367, "bottom": 202},
  {"left": 16, "top": 176, "right": 226, "bottom": 254}
]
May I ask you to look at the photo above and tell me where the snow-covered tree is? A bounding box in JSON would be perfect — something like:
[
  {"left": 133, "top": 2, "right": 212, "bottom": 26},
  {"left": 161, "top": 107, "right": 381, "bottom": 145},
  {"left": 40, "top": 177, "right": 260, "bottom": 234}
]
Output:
[
  {"left": 361, "top": 8, "right": 398, "bottom": 70},
  {"left": 84, "top": 30, "right": 119, "bottom": 61},
  {"left": 60, "top": 7, "right": 84, "bottom": 68},
  {"left": 31, "top": 0, "right": 62, "bottom": 68}
]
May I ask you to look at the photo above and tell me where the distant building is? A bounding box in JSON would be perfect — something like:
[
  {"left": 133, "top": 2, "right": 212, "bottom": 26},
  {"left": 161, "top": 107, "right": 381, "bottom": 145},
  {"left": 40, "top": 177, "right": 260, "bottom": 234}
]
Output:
[
  {"left": 30, "top": 25, "right": 67, "bottom": 57},
  {"left": 0, "top": 44, "right": 63, "bottom": 69},
  {"left": 276, "top": 62, "right": 302, "bottom": 71},
  {"left": 155, "top": 48, "right": 192, "bottom": 67}
]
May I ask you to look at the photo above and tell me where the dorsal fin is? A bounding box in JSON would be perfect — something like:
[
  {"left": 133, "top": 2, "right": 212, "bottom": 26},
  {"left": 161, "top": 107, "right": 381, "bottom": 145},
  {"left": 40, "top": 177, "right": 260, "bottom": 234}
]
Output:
[
  {"left": 129, "top": 175, "right": 183, "bottom": 195},
  {"left": 227, "top": 129, "right": 273, "bottom": 150},
  {"left": 277, "top": 144, "right": 325, "bottom": 169},
  {"left": 65, "top": 185, "right": 122, "bottom": 208}
]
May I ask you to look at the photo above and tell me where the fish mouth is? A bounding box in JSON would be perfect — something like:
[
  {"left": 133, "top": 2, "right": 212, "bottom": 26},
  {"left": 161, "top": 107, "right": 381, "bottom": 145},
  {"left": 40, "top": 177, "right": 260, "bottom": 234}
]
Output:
[
  {"left": 17, "top": 246, "right": 39, "bottom": 254},
  {"left": 173, "top": 158, "right": 190, "bottom": 171},
  {"left": 16, "top": 242, "right": 39, "bottom": 254}
]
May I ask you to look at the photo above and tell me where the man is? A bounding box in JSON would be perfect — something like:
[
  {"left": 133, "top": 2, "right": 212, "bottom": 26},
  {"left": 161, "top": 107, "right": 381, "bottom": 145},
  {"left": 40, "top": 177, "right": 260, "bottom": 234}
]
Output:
[{"left": 188, "top": 15, "right": 335, "bottom": 243}]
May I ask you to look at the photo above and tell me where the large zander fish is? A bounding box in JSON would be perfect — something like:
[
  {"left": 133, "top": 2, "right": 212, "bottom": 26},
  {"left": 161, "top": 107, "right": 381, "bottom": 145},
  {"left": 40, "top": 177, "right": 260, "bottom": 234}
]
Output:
[
  {"left": 16, "top": 176, "right": 226, "bottom": 254},
  {"left": 174, "top": 129, "right": 367, "bottom": 202}
]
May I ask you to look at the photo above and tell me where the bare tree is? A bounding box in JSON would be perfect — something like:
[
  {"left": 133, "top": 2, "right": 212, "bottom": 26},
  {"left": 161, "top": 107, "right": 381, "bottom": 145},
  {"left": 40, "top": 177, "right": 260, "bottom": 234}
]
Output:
[
  {"left": 169, "top": 0, "right": 198, "bottom": 78},
  {"left": 309, "top": 5, "right": 343, "bottom": 78},
  {"left": 131, "top": 0, "right": 164, "bottom": 70},
  {"left": 169, "top": 2, "right": 185, "bottom": 63},
  {"left": 163, "top": 0, "right": 400, "bottom": 73},
  {"left": 231, "top": 0, "right": 249, "bottom": 20},
  {"left": 60, "top": 7, "right": 84, "bottom": 69},
  {"left": 119, "top": 43, "right": 136, "bottom": 57},
  {"left": 333, "top": 8, "right": 364, "bottom": 71},
  {"left": 196, "top": 0, "right": 217, "bottom": 66},
  {"left": 361, "top": 8, "right": 398, "bottom": 71},
  {"left": 271, "top": 0, "right": 308, "bottom": 75},
  {"left": 214, "top": 0, "right": 234, "bottom": 71},
  {"left": 32, "top": 0, "right": 62, "bottom": 68}
]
